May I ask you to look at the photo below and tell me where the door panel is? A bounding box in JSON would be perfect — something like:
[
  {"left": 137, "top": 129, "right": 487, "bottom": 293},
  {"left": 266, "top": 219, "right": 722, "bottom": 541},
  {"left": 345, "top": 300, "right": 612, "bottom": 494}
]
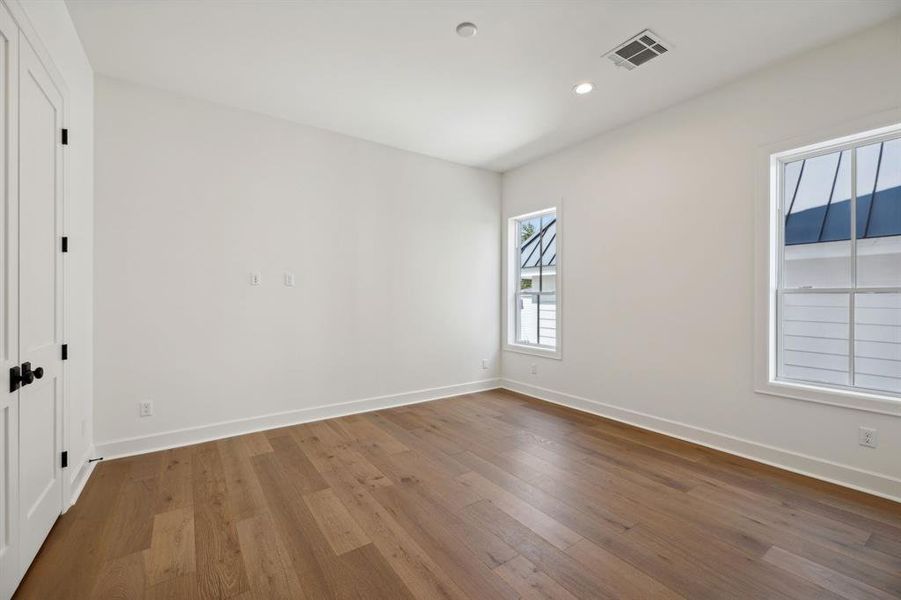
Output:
[
  {"left": 19, "top": 63, "right": 55, "bottom": 354},
  {"left": 0, "top": 2, "right": 18, "bottom": 598},
  {"left": 17, "top": 33, "right": 63, "bottom": 576},
  {"left": 19, "top": 380, "right": 56, "bottom": 519}
]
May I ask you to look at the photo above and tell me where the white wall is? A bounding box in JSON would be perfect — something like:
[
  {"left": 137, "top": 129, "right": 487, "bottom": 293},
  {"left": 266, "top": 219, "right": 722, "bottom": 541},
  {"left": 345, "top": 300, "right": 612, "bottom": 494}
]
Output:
[
  {"left": 501, "top": 18, "right": 901, "bottom": 500},
  {"left": 93, "top": 76, "right": 500, "bottom": 455},
  {"left": 16, "top": 0, "right": 94, "bottom": 505}
]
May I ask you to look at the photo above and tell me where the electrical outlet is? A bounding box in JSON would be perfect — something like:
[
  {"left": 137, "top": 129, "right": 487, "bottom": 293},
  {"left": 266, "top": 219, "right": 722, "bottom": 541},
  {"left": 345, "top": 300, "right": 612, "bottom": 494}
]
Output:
[
  {"left": 530, "top": 363, "right": 538, "bottom": 375},
  {"left": 139, "top": 401, "right": 153, "bottom": 418},
  {"left": 858, "top": 427, "right": 878, "bottom": 448},
  {"left": 481, "top": 358, "right": 488, "bottom": 370},
  {"left": 284, "top": 272, "right": 295, "bottom": 287},
  {"left": 250, "top": 272, "right": 261, "bottom": 286}
]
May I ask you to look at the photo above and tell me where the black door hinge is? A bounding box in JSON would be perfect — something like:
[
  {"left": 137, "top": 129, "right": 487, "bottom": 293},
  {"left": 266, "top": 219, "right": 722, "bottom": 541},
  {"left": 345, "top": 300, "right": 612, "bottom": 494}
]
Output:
[
  {"left": 61, "top": 344, "right": 68, "bottom": 360},
  {"left": 61, "top": 451, "right": 68, "bottom": 468},
  {"left": 61, "top": 236, "right": 68, "bottom": 253},
  {"left": 61, "top": 128, "right": 68, "bottom": 145}
]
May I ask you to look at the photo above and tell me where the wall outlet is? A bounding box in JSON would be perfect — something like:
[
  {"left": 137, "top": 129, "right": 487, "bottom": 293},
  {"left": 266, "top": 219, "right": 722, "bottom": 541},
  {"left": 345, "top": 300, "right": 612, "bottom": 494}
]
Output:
[
  {"left": 530, "top": 363, "right": 538, "bottom": 375},
  {"left": 139, "top": 401, "right": 153, "bottom": 418},
  {"left": 859, "top": 427, "right": 878, "bottom": 448},
  {"left": 284, "top": 272, "right": 295, "bottom": 287},
  {"left": 250, "top": 272, "right": 261, "bottom": 286},
  {"left": 481, "top": 358, "right": 488, "bottom": 370}
]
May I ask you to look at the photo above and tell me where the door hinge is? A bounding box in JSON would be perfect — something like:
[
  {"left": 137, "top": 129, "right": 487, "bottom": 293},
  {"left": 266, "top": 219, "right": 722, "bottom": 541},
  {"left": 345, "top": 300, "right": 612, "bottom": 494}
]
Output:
[
  {"left": 61, "top": 344, "right": 68, "bottom": 360},
  {"left": 61, "top": 236, "right": 68, "bottom": 253},
  {"left": 61, "top": 451, "right": 68, "bottom": 468},
  {"left": 61, "top": 128, "right": 68, "bottom": 145}
]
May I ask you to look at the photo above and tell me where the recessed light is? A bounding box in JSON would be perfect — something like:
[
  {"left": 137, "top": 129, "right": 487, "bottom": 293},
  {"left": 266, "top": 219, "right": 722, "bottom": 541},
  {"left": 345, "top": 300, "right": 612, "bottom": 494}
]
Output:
[
  {"left": 573, "top": 82, "right": 594, "bottom": 95},
  {"left": 456, "top": 22, "right": 478, "bottom": 38}
]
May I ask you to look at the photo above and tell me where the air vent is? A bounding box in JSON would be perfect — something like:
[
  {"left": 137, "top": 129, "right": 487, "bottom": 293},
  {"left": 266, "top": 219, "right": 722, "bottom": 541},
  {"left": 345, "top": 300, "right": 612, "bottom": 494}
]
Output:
[{"left": 604, "top": 29, "right": 669, "bottom": 70}]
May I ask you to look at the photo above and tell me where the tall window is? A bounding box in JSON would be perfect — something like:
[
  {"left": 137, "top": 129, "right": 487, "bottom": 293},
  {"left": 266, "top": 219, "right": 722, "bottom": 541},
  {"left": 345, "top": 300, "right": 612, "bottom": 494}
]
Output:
[
  {"left": 509, "top": 208, "right": 559, "bottom": 355},
  {"left": 773, "top": 127, "right": 901, "bottom": 398}
]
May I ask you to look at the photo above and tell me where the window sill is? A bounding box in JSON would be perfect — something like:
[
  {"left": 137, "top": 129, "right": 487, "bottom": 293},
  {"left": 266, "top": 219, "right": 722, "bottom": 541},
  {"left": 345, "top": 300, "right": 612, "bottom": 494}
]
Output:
[
  {"left": 757, "top": 379, "right": 901, "bottom": 417},
  {"left": 504, "top": 343, "right": 562, "bottom": 360}
]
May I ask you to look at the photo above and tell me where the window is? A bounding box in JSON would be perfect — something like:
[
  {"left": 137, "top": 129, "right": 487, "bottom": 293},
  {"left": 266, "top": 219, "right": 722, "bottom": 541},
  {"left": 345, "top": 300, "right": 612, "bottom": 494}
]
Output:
[
  {"left": 508, "top": 208, "right": 560, "bottom": 357},
  {"left": 771, "top": 126, "right": 901, "bottom": 401}
]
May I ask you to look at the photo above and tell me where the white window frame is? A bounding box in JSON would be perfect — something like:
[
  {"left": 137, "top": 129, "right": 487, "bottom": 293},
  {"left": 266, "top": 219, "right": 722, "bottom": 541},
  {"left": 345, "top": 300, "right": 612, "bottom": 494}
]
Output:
[
  {"left": 505, "top": 207, "right": 562, "bottom": 360},
  {"left": 755, "top": 118, "right": 901, "bottom": 416}
]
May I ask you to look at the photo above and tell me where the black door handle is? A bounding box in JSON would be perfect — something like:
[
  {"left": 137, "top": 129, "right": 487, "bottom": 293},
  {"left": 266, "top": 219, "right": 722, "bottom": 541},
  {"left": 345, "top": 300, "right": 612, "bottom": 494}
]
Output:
[{"left": 9, "top": 363, "right": 44, "bottom": 393}]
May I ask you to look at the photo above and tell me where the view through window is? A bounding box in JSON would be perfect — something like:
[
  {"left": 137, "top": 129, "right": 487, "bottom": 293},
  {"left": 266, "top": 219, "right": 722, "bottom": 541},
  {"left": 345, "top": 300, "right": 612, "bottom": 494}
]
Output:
[
  {"left": 512, "top": 209, "right": 558, "bottom": 351},
  {"left": 777, "top": 131, "right": 901, "bottom": 396}
]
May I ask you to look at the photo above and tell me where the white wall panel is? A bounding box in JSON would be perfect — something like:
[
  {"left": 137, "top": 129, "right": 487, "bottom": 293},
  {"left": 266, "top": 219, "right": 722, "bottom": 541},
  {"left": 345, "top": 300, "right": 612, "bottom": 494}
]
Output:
[{"left": 93, "top": 77, "right": 500, "bottom": 447}]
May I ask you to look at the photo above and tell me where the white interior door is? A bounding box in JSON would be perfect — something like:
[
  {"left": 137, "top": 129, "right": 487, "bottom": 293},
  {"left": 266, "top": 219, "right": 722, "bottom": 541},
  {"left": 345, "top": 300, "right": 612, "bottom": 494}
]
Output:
[
  {"left": 16, "top": 31, "right": 64, "bottom": 580},
  {"left": 0, "top": 3, "right": 19, "bottom": 598}
]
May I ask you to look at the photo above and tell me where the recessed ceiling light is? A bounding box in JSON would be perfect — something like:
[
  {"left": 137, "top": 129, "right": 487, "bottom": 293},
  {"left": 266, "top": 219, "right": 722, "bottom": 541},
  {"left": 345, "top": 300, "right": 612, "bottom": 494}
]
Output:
[
  {"left": 456, "top": 22, "right": 478, "bottom": 38},
  {"left": 573, "top": 82, "right": 594, "bottom": 95}
]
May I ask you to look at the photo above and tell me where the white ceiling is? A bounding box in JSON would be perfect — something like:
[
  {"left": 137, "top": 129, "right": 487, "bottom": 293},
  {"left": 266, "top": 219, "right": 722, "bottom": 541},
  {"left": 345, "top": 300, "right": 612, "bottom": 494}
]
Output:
[{"left": 65, "top": 0, "right": 901, "bottom": 172}]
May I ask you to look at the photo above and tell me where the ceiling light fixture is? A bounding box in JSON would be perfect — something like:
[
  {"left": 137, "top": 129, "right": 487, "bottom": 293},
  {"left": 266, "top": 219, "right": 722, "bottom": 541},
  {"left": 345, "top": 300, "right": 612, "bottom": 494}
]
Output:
[
  {"left": 573, "top": 82, "right": 594, "bottom": 95},
  {"left": 456, "top": 22, "right": 478, "bottom": 38}
]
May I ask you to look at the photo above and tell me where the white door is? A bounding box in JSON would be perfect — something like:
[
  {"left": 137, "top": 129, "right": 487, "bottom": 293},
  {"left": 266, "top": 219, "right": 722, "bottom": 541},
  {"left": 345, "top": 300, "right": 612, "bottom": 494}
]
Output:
[
  {"left": 0, "top": 3, "right": 19, "bottom": 598},
  {"left": 16, "top": 31, "right": 65, "bottom": 579}
]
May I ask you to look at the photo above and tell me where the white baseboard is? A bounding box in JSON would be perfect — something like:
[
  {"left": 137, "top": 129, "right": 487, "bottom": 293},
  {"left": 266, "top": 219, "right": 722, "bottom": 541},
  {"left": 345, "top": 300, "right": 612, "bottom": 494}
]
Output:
[
  {"left": 94, "top": 378, "right": 501, "bottom": 460},
  {"left": 501, "top": 378, "right": 901, "bottom": 503}
]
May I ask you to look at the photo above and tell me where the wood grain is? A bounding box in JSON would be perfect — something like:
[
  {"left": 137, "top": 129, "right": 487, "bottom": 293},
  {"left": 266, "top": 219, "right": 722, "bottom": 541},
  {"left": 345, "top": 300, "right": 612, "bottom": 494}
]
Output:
[
  {"left": 235, "top": 514, "right": 306, "bottom": 599},
  {"left": 493, "top": 555, "right": 579, "bottom": 600},
  {"left": 147, "top": 507, "right": 195, "bottom": 586},
  {"left": 15, "top": 389, "right": 901, "bottom": 599},
  {"left": 303, "top": 487, "right": 371, "bottom": 555},
  {"left": 90, "top": 551, "right": 146, "bottom": 600},
  {"left": 191, "top": 443, "right": 250, "bottom": 599}
]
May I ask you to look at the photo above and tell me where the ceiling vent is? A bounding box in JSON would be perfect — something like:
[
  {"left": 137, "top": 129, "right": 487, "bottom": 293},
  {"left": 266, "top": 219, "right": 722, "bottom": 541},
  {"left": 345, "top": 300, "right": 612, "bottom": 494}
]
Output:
[{"left": 604, "top": 29, "right": 669, "bottom": 70}]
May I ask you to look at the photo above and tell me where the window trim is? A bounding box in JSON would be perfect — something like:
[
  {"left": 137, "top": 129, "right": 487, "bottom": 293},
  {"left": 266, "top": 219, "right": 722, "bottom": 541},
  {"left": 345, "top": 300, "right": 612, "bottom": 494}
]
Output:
[
  {"left": 755, "top": 116, "right": 901, "bottom": 416},
  {"left": 504, "top": 206, "right": 562, "bottom": 360}
]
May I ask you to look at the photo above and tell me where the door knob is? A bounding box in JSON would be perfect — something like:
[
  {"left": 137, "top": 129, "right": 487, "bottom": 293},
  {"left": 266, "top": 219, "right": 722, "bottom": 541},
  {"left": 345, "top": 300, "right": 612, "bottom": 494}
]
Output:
[
  {"left": 21, "top": 362, "right": 42, "bottom": 385},
  {"left": 9, "top": 363, "right": 44, "bottom": 392}
]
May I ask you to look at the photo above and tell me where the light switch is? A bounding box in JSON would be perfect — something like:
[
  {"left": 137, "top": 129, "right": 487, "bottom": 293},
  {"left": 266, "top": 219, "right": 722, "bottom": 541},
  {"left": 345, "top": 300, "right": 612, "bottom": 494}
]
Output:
[
  {"left": 284, "top": 272, "right": 295, "bottom": 287},
  {"left": 250, "top": 272, "right": 261, "bottom": 286}
]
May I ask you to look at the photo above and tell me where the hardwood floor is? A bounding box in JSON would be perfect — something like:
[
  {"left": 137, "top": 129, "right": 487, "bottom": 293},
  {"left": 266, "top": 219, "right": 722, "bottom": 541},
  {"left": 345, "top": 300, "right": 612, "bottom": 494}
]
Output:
[{"left": 15, "top": 389, "right": 901, "bottom": 599}]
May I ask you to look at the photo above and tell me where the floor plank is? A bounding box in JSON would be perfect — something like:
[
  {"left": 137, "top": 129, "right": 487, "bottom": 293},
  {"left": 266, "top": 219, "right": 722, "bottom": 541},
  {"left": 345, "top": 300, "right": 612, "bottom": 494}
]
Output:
[
  {"left": 456, "top": 470, "right": 583, "bottom": 551},
  {"left": 235, "top": 513, "right": 306, "bottom": 600},
  {"left": 763, "top": 546, "right": 898, "bottom": 600},
  {"left": 371, "top": 483, "right": 519, "bottom": 599},
  {"left": 493, "top": 555, "right": 579, "bottom": 600},
  {"left": 304, "top": 487, "right": 372, "bottom": 556},
  {"left": 217, "top": 436, "right": 268, "bottom": 521},
  {"left": 90, "top": 551, "right": 146, "bottom": 600},
  {"left": 191, "top": 443, "right": 251, "bottom": 599},
  {"left": 16, "top": 390, "right": 901, "bottom": 599},
  {"left": 147, "top": 507, "right": 196, "bottom": 586},
  {"left": 155, "top": 445, "right": 194, "bottom": 513}
]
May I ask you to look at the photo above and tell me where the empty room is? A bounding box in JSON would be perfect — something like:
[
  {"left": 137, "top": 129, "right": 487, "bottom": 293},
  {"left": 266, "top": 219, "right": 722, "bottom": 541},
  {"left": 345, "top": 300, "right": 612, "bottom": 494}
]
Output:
[{"left": 2, "top": 0, "right": 901, "bottom": 598}]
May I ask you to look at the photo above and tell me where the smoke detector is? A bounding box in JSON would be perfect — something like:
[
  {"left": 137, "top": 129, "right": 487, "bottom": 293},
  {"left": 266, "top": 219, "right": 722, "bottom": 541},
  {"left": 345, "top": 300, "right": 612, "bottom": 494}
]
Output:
[
  {"left": 604, "top": 29, "right": 669, "bottom": 70},
  {"left": 456, "top": 22, "right": 478, "bottom": 38}
]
